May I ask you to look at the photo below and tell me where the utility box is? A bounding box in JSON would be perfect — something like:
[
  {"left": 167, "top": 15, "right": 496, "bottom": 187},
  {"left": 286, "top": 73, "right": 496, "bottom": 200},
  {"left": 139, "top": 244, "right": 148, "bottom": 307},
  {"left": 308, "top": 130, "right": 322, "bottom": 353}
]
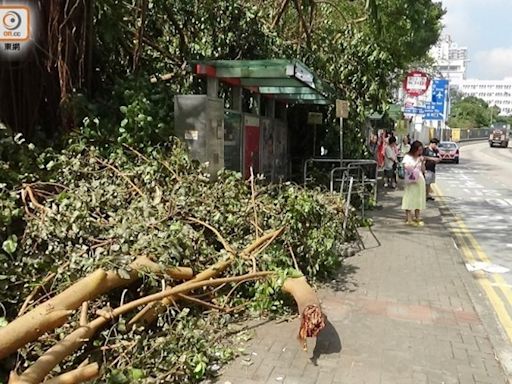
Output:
[{"left": 174, "top": 95, "right": 224, "bottom": 177}]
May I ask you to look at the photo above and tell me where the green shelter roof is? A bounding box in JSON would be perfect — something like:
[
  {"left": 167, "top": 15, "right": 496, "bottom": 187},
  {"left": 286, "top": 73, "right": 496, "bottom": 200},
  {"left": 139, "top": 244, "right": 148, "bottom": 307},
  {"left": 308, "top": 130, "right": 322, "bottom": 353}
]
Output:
[{"left": 192, "top": 59, "right": 332, "bottom": 105}]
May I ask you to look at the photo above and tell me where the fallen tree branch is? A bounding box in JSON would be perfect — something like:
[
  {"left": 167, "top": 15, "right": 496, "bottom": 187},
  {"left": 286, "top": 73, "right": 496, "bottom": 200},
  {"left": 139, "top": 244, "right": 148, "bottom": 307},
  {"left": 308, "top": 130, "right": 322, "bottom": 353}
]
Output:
[
  {"left": 186, "top": 217, "right": 237, "bottom": 256},
  {"left": 79, "top": 302, "right": 88, "bottom": 326},
  {"left": 43, "top": 363, "right": 100, "bottom": 384},
  {"left": 287, "top": 243, "right": 300, "bottom": 271},
  {"left": 0, "top": 269, "right": 108, "bottom": 360},
  {"left": 249, "top": 167, "right": 260, "bottom": 239},
  {"left": 177, "top": 294, "right": 225, "bottom": 311},
  {"left": 128, "top": 228, "right": 285, "bottom": 327},
  {"left": 94, "top": 157, "right": 145, "bottom": 198},
  {"left": 122, "top": 143, "right": 151, "bottom": 163},
  {"left": 12, "top": 272, "right": 273, "bottom": 384},
  {"left": 0, "top": 257, "right": 192, "bottom": 359},
  {"left": 18, "top": 272, "right": 57, "bottom": 316},
  {"left": 103, "top": 255, "right": 193, "bottom": 292}
]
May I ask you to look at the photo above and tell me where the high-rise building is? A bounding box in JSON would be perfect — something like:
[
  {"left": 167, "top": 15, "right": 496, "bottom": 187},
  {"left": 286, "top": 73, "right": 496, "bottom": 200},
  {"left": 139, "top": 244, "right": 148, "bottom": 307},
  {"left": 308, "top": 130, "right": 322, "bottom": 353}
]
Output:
[
  {"left": 430, "top": 35, "right": 469, "bottom": 85},
  {"left": 430, "top": 35, "right": 512, "bottom": 116}
]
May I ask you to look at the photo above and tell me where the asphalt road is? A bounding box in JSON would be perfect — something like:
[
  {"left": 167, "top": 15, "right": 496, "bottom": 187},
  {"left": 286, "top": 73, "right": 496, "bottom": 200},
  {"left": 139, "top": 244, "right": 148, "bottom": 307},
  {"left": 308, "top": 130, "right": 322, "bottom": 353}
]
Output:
[
  {"left": 436, "top": 141, "right": 512, "bottom": 274},
  {"left": 435, "top": 140, "right": 512, "bottom": 346}
]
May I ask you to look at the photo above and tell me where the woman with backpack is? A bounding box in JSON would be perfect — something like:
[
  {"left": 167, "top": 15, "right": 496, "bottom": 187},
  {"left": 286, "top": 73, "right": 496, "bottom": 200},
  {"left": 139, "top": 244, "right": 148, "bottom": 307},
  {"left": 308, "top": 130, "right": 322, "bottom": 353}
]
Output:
[{"left": 401, "top": 140, "right": 426, "bottom": 226}]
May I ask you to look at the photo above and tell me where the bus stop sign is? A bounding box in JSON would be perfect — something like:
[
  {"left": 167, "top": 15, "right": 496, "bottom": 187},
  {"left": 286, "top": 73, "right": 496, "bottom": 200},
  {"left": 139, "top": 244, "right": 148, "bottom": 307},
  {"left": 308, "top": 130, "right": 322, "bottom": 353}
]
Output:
[{"left": 403, "top": 71, "right": 431, "bottom": 97}]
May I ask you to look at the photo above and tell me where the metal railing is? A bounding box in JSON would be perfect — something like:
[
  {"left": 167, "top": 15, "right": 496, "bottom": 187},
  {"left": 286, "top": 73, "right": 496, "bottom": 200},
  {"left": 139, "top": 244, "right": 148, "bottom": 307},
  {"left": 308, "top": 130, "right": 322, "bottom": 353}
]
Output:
[
  {"left": 303, "top": 158, "right": 342, "bottom": 186},
  {"left": 330, "top": 160, "right": 378, "bottom": 204},
  {"left": 302, "top": 157, "right": 378, "bottom": 220}
]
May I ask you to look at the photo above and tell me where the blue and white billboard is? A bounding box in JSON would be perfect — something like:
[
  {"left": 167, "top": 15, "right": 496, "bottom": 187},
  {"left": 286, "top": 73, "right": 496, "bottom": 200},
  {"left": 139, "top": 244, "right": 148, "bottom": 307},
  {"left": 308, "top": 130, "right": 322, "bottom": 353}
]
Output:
[
  {"left": 424, "top": 79, "right": 449, "bottom": 120},
  {"left": 403, "top": 78, "right": 449, "bottom": 120}
]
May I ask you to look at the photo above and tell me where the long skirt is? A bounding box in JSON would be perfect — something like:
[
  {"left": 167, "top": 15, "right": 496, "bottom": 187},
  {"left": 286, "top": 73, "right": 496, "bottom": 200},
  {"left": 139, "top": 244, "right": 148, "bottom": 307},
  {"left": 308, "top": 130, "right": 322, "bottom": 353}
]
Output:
[{"left": 401, "top": 173, "right": 426, "bottom": 211}]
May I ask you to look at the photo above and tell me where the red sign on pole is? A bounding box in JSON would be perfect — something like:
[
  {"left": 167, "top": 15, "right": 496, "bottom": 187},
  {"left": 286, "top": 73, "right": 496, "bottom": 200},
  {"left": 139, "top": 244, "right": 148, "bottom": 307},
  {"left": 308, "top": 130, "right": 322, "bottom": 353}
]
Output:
[{"left": 403, "top": 71, "right": 431, "bottom": 97}]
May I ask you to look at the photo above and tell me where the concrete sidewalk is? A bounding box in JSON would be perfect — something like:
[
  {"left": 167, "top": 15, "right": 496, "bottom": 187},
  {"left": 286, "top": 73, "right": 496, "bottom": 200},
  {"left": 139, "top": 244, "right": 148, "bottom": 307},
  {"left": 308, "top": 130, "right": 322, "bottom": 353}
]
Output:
[{"left": 216, "top": 189, "right": 510, "bottom": 384}]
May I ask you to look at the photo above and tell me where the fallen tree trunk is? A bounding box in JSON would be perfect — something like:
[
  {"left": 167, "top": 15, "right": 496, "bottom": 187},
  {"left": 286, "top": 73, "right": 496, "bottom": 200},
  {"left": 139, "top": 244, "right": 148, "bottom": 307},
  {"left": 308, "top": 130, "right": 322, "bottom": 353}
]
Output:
[
  {"left": 0, "top": 257, "right": 193, "bottom": 360},
  {"left": 11, "top": 272, "right": 273, "bottom": 384},
  {"left": 0, "top": 269, "right": 108, "bottom": 360},
  {"left": 282, "top": 276, "right": 326, "bottom": 351}
]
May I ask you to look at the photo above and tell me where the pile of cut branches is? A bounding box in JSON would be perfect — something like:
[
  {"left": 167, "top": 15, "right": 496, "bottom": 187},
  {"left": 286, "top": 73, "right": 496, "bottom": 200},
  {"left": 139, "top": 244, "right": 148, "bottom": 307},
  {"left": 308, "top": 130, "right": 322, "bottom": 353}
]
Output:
[{"left": 0, "top": 138, "right": 358, "bottom": 383}]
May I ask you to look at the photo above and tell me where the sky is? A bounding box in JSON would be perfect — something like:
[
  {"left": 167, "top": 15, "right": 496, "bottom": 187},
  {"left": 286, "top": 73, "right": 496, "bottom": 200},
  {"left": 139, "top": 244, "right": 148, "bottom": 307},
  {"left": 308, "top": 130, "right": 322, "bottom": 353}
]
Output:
[{"left": 441, "top": 0, "right": 512, "bottom": 80}]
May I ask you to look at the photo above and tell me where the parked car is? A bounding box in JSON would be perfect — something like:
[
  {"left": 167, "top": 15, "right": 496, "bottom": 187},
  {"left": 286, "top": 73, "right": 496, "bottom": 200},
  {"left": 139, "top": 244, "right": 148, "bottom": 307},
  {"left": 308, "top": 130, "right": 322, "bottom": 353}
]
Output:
[{"left": 437, "top": 141, "right": 460, "bottom": 164}]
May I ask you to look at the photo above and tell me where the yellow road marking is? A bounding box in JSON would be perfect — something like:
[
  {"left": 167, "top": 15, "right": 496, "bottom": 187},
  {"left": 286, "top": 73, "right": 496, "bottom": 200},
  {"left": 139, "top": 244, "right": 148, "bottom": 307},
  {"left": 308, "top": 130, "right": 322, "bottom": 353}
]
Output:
[{"left": 432, "top": 184, "right": 512, "bottom": 342}]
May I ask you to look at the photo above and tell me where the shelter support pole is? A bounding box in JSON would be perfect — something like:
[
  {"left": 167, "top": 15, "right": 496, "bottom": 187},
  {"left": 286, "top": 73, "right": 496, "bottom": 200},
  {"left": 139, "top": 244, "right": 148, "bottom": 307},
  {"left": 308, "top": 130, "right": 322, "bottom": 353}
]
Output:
[{"left": 207, "top": 76, "right": 219, "bottom": 98}]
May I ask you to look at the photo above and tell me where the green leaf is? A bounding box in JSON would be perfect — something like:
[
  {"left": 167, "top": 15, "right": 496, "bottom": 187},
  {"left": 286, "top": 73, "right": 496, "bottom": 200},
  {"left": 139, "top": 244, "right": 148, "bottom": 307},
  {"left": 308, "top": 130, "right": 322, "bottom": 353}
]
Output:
[
  {"left": 117, "top": 268, "right": 131, "bottom": 280},
  {"left": 2, "top": 235, "right": 17, "bottom": 255},
  {"left": 109, "top": 370, "right": 129, "bottom": 384},
  {"left": 129, "top": 368, "right": 145, "bottom": 380},
  {"left": 46, "top": 160, "right": 56, "bottom": 170}
]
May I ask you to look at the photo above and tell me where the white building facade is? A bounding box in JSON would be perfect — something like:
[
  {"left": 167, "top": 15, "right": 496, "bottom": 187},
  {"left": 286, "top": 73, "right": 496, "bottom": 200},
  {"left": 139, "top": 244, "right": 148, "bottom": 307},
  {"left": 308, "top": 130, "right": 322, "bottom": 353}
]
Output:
[{"left": 457, "top": 78, "right": 512, "bottom": 116}]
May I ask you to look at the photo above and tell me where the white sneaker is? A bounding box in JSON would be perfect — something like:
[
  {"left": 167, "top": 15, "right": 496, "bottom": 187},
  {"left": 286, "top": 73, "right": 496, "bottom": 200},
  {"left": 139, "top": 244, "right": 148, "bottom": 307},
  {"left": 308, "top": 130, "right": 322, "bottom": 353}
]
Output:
[{"left": 384, "top": 183, "right": 388, "bottom": 188}]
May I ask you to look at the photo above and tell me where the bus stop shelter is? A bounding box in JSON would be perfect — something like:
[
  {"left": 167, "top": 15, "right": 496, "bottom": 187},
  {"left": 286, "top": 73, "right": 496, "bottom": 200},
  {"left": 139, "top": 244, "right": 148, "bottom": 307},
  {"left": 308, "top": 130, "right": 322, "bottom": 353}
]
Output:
[{"left": 174, "top": 59, "right": 332, "bottom": 180}]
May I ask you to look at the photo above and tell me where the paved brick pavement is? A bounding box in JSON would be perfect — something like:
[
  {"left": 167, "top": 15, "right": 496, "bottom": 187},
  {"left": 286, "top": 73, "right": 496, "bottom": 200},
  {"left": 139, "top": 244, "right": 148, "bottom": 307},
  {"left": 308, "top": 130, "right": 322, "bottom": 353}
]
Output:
[{"left": 216, "top": 189, "right": 510, "bottom": 384}]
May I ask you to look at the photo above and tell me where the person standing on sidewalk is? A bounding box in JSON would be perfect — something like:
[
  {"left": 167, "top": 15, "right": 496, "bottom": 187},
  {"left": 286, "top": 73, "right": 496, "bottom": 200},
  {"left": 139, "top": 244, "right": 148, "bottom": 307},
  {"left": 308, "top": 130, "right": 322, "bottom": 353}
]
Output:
[
  {"left": 384, "top": 136, "right": 398, "bottom": 188},
  {"left": 402, "top": 141, "right": 426, "bottom": 226},
  {"left": 398, "top": 136, "right": 411, "bottom": 162},
  {"left": 423, "top": 138, "right": 441, "bottom": 201}
]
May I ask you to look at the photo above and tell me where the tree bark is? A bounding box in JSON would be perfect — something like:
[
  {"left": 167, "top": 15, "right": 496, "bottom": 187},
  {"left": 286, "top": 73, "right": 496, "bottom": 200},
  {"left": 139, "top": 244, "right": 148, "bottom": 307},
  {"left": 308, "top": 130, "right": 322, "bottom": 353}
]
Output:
[
  {"left": 282, "top": 276, "right": 325, "bottom": 351},
  {"left": 0, "top": 269, "right": 108, "bottom": 360},
  {"left": 43, "top": 363, "right": 100, "bottom": 384}
]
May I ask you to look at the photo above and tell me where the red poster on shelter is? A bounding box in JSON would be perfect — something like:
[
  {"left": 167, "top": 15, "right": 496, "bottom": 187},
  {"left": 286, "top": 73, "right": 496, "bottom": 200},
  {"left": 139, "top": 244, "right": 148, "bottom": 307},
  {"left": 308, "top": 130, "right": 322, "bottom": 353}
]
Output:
[{"left": 244, "top": 121, "right": 260, "bottom": 179}]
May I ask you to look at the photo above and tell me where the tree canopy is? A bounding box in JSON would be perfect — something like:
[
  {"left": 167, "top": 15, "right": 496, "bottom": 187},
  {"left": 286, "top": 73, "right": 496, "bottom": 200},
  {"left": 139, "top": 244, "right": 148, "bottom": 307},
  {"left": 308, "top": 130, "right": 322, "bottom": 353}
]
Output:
[
  {"left": 0, "top": 0, "right": 445, "bottom": 151},
  {"left": 447, "top": 91, "right": 512, "bottom": 128}
]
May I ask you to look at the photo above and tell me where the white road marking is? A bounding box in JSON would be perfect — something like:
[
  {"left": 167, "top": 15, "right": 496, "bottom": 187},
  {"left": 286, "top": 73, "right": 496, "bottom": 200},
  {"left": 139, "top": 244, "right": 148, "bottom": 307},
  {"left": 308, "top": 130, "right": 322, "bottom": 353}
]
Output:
[
  {"left": 482, "top": 190, "right": 502, "bottom": 197},
  {"left": 486, "top": 199, "right": 509, "bottom": 208},
  {"left": 465, "top": 189, "right": 483, "bottom": 196},
  {"left": 467, "top": 224, "right": 508, "bottom": 230}
]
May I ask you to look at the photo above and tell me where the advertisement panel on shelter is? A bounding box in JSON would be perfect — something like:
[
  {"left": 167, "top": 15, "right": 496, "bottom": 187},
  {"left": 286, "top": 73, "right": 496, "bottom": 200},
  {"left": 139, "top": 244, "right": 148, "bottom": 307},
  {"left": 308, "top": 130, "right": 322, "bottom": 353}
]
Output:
[
  {"left": 224, "top": 111, "right": 242, "bottom": 172},
  {"left": 243, "top": 115, "right": 260, "bottom": 179},
  {"left": 260, "top": 118, "right": 273, "bottom": 179}
]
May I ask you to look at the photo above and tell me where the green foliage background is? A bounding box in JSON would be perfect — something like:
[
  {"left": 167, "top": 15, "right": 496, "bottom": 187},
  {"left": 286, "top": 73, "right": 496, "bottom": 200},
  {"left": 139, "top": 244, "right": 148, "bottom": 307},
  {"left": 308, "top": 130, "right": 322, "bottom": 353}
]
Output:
[
  {"left": 448, "top": 91, "right": 512, "bottom": 128},
  {"left": 69, "top": 0, "right": 445, "bottom": 156}
]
